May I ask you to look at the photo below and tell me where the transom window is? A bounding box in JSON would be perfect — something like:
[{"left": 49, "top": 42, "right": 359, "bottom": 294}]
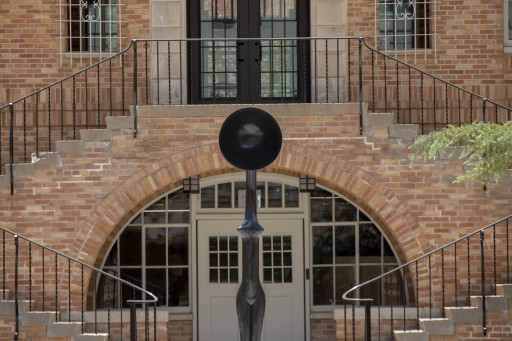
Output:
[
  {"left": 200, "top": 180, "right": 300, "bottom": 209},
  {"left": 378, "top": 0, "right": 432, "bottom": 50},
  {"left": 64, "top": 0, "right": 120, "bottom": 53},
  {"left": 310, "top": 187, "right": 404, "bottom": 307},
  {"left": 97, "top": 191, "right": 191, "bottom": 309}
]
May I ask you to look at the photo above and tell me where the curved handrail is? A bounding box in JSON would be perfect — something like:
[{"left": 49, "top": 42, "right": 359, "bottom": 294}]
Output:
[
  {"left": 342, "top": 213, "right": 512, "bottom": 304},
  {"left": 1, "top": 224, "right": 158, "bottom": 340}
]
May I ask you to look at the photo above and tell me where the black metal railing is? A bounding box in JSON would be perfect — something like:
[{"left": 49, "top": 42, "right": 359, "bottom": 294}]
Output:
[
  {"left": 342, "top": 214, "right": 512, "bottom": 340},
  {"left": 1, "top": 37, "right": 511, "bottom": 193},
  {"left": 0, "top": 225, "right": 158, "bottom": 340}
]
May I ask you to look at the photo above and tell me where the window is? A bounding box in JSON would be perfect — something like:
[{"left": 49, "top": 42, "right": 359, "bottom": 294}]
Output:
[
  {"left": 310, "top": 188, "right": 404, "bottom": 307},
  {"left": 200, "top": 180, "right": 300, "bottom": 209},
  {"left": 506, "top": 0, "right": 512, "bottom": 47},
  {"left": 67, "top": 0, "right": 119, "bottom": 53},
  {"left": 379, "top": 0, "right": 431, "bottom": 50},
  {"left": 97, "top": 190, "right": 191, "bottom": 309}
]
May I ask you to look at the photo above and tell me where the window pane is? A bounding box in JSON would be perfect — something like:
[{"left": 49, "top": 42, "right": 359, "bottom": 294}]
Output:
[
  {"left": 120, "top": 269, "right": 142, "bottom": 308},
  {"left": 144, "top": 211, "right": 166, "bottom": 224},
  {"left": 201, "top": 185, "right": 215, "bottom": 208},
  {"left": 335, "top": 266, "right": 355, "bottom": 305},
  {"left": 312, "top": 226, "right": 332, "bottom": 265},
  {"left": 147, "top": 197, "right": 166, "bottom": 210},
  {"left": 119, "top": 226, "right": 141, "bottom": 266},
  {"left": 284, "top": 185, "right": 299, "bottom": 207},
  {"left": 335, "top": 198, "right": 357, "bottom": 221},
  {"left": 335, "top": 225, "right": 355, "bottom": 264},
  {"left": 168, "top": 211, "right": 190, "bottom": 224},
  {"left": 104, "top": 242, "right": 118, "bottom": 266},
  {"left": 168, "top": 227, "right": 189, "bottom": 266},
  {"left": 509, "top": 1, "right": 512, "bottom": 41},
  {"left": 313, "top": 267, "right": 333, "bottom": 305},
  {"left": 310, "top": 198, "right": 332, "bottom": 222},
  {"left": 169, "top": 268, "right": 189, "bottom": 306},
  {"left": 168, "top": 191, "right": 189, "bottom": 210},
  {"left": 360, "top": 265, "right": 383, "bottom": 305},
  {"left": 218, "top": 183, "right": 232, "bottom": 208},
  {"left": 146, "top": 228, "right": 166, "bottom": 266},
  {"left": 146, "top": 268, "right": 167, "bottom": 306},
  {"left": 268, "top": 182, "right": 282, "bottom": 207},
  {"left": 359, "top": 223, "right": 382, "bottom": 263}
]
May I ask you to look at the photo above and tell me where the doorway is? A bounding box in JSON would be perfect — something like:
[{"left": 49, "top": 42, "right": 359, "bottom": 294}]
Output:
[
  {"left": 197, "top": 218, "right": 305, "bottom": 341},
  {"left": 188, "top": 0, "right": 309, "bottom": 103}
]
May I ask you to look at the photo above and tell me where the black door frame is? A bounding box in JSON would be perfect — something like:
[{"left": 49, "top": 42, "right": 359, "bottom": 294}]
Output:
[{"left": 187, "top": 0, "right": 310, "bottom": 104}]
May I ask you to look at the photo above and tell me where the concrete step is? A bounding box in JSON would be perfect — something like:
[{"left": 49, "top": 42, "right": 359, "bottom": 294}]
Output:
[
  {"left": 394, "top": 329, "right": 429, "bottom": 341},
  {"left": 55, "top": 140, "right": 85, "bottom": 154},
  {"left": 75, "top": 333, "right": 109, "bottom": 341},
  {"left": 470, "top": 295, "right": 508, "bottom": 311},
  {"left": 418, "top": 317, "right": 454, "bottom": 335},
  {"left": 46, "top": 321, "right": 82, "bottom": 338},
  {"left": 106, "top": 115, "right": 133, "bottom": 130},
  {"left": 389, "top": 124, "right": 419, "bottom": 139},
  {"left": 80, "top": 129, "right": 111, "bottom": 142},
  {"left": 495, "top": 283, "right": 512, "bottom": 298},
  {"left": 444, "top": 306, "right": 482, "bottom": 323},
  {"left": 22, "top": 311, "right": 56, "bottom": 326}
]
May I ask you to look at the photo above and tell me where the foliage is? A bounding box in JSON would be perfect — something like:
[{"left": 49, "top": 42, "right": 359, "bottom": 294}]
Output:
[{"left": 410, "top": 122, "right": 512, "bottom": 189}]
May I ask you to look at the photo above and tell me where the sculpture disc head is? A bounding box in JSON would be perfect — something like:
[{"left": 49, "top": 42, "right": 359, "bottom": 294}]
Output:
[{"left": 219, "top": 108, "right": 282, "bottom": 171}]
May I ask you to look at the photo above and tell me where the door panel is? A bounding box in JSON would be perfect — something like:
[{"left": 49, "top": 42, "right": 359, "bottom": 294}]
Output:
[
  {"left": 197, "top": 218, "right": 305, "bottom": 341},
  {"left": 189, "top": 0, "right": 308, "bottom": 103}
]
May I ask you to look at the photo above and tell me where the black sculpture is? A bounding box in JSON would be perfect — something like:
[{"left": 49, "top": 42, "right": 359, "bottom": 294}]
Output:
[{"left": 219, "top": 107, "right": 282, "bottom": 341}]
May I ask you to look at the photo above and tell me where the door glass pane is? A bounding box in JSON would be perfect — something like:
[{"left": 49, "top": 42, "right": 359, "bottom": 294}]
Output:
[
  {"left": 200, "top": 0, "right": 238, "bottom": 100},
  {"left": 260, "top": 0, "right": 298, "bottom": 99}
]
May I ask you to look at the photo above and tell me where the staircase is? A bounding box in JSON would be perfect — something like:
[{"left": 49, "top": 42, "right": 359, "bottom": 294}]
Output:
[{"left": 395, "top": 284, "right": 512, "bottom": 340}]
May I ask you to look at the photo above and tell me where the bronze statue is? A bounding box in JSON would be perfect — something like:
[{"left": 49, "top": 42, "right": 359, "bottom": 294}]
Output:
[{"left": 219, "top": 108, "right": 282, "bottom": 341}]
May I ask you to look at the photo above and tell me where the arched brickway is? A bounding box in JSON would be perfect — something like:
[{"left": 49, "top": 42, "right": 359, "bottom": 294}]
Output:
[{"left": 70, "top": 142, "right": 430, "bottom": 276}]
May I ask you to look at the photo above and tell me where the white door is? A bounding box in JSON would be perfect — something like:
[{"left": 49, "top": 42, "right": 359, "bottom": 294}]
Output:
[{"left": 197, "top": 218, "right": 305, "bottom": 341}]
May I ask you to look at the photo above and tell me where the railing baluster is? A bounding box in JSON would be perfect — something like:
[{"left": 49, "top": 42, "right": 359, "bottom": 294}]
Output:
[
  {"left": 82, "top": 264, "right": 84, "bottom": 334},
  {"left": 371, "top": 50, "right": 375, "bottom": 112},
  {"left": 429, "top": 254, "right": 432, "bottom": 319},
  {"left": 97, "top": 64, "right": 101, "bottom": 128},
  {"left": 384, "top": 56, "right": 388, "bottom": 112},
  {"left": 445, "top": 83, "right": 448, "bottom": 126},
  {"left": 14, "top": 235, "right": 19, "bottom": 340},
  {"left": 483, "top": 97, "right": 487, "bottom": 123},
  {"left": 325, "top": 39, "right": 328, "bottom": 103},
  {"left": 493, "top": 224, "right": 497, "bottom": 294},
  {"left": 396, "top": 61, "right": 400, "bottom": 122},
  {"left": 480, "top": 230, "right": 487, "bottom": 335},
  {"left": 73, "top": 76, "right": 77, "bottom": 139},
  {"left": 408, "top": 67, "right": 412, "bottom": 123},
  {"left": 145, "top": 41, "right": 149, "bottom": 105},
  {"left": 48, "top": 87, "right": 51, "bottom": 152},
  {"left": 433, "top": 78, "right": 437, "bottom": 131},
  {"left": 133, "top": 40, "right": 138, "bottom": 138},
  {"left": 60, "top": 83, "right": 64, "bottom": 141},
  {"left": 109, "top": 59, "right": 113, "bottom": 117},
  {"left": 455, "top": 243, "right": 458, "bottom": 306},
  {"left": 94, "top": 272, "right": 98, "bottom": 334},
  {"left": 29, "top": 242, "right": 32, "bottom": 311},
  {"left": 421, "top": 73, "right": 424, "bottom": 134},
  {"left": 55, "top": 253, "right": 58, "bottom": 322},
  {"left": 467, "top": 237, "right": 471, "bottom": 305},
  {"left": 157, "top": 41, "right": 160, "bottom": 105},
  {"left": 42, "top": 246, "right": 45, "bottom": 311},
  {"left": 68, "top": 258, "right": 71, "bottom": 322},
  {"left": 9, "top": 104, "right": 14, "bottom": 195},
  {"left": 347, "top": 39, "right": 351, "bottom": 103},
  {"left": 416, "top": 261, "right": 419, "bottom": 329},
  {"left": 441, "top": 248, "right": 445, "bottom": 316},
  {"left": 2, "top": 230, "right": 4, "bottom": 299},
  {"left": 168, "top": 41, "right": 171, "bottom": 104},
  {"left": 85, "top": 70, "right": 89, "bottom": 129},
  {"left": 358, "top": 37, "right": 363, "bottom": 135}
]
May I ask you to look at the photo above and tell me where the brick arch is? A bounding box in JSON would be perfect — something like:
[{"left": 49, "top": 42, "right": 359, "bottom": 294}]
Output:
[{"left": 70, "top": 142, "right": 430, "bottom": 271}]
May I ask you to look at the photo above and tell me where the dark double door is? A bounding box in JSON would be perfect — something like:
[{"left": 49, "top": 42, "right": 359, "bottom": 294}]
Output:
[{"left": 188, "top": 0, "right": 309, "bottom": 103}]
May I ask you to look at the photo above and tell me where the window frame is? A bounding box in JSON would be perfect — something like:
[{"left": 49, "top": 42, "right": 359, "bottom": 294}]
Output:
[
  {"left": 65, "top": 0, "right": 121, "bottom": 54},
  {"left": 377, "top": 0, "right": 432, "bottom": 51},
  {"left": 505, "top": 0, "right": 512, "bottom": 50}
]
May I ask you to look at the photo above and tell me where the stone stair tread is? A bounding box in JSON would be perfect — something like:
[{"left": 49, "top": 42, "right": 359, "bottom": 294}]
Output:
[
  {"left": 75, "top": 333, "right": 109, "bottom": 341},
  {"left": 394, "top": 329, "right": 429, "bottom": 341},
  {"left": 496, "top": 284, "right": 512, "bottom": 297},
  {"left": 46, "top": 321, "right": 82, "bottom": 338},
  {"left": 22, "top": 311, "right": 57, "bottom": 326},
  {"left": 444, "top": 306, "right": 482, "bottom": 322},
  {"left": 419, "top": 318, "right": 454, "bottom": 335}
]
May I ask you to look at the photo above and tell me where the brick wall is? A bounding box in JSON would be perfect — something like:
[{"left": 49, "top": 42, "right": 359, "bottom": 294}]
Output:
[
  {"left": 0, "top": 0, "right": 150, "bottom": 105},
  {"left": 0, "top": 103, "right": 508, "bottom": 339}
]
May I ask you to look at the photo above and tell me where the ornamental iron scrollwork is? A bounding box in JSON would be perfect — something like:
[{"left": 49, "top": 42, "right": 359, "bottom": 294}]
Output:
[
  {"left": 81, "top": 0, "right": 101, "bottom": 22},
  {"left": 395, "top": 0, "right": 415, "bottom": 19}
]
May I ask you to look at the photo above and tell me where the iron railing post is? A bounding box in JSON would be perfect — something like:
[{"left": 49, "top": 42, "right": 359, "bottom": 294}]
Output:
[
  {"left": 483, "top": 97, "right": 487, "bottom": 123},
  {"left": 480, "top": 230, "right": 487, "bottom": 335},
  {"left": 365, "top": 300, "right": 371, "bottom": 341},
  {"left": 9, "top": 103, "right": 14, "bottom": 196},
  {"left": 130, "top": 302, "right": 137, "bottom": 341},
  {"left": 358, "top": 37, "right": 363, "bottom": 135},
  {"left": 133, "top": 40, "right": 138, "bottom": 138},
  {"left": 14, "top": 235, "right": 19, "bottom": 340}
]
